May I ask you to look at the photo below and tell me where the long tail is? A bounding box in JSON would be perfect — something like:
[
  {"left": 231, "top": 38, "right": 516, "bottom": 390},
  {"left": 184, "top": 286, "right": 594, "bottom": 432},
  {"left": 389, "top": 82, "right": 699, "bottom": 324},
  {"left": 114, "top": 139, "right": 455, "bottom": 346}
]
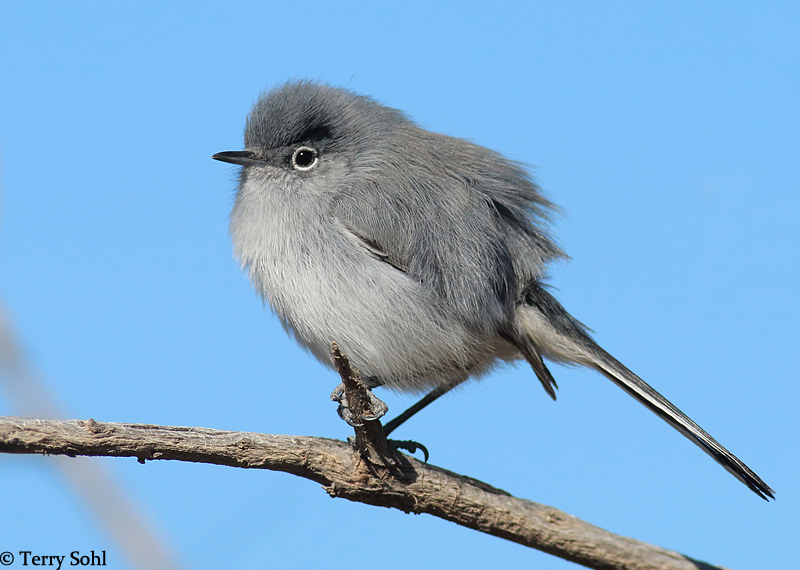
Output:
[{"left": 515, "top": 281, "right": 774, "bottom": 500}]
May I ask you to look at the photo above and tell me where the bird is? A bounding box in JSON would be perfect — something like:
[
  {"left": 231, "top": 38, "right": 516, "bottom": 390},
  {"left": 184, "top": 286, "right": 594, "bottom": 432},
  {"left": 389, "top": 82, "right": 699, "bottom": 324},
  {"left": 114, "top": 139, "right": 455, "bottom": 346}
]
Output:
[{"left": 213, "top": 80, "right": 774, "bottom": 500}]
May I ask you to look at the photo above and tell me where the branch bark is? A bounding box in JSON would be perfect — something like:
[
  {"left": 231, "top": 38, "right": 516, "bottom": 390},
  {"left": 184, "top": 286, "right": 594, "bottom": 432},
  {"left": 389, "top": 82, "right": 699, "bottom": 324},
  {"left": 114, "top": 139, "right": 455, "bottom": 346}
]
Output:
[{"left": 1, "top": 416, "right": 728, "bottom": 570}]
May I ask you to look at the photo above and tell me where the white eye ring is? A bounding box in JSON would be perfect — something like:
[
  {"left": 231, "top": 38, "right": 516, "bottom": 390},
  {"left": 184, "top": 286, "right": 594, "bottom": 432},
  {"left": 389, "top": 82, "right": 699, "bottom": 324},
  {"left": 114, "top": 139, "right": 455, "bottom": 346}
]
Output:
[{"left": 291, "top": 146, "right": 319, "bottom": 171}]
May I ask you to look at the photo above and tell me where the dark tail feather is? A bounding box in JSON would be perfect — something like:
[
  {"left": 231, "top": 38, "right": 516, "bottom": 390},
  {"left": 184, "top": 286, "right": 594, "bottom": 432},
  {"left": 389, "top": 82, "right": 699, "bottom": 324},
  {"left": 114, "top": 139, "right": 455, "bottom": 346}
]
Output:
[
  {"left": 520, "top": 281, "right": 775, "bottom": 500},
  {"left": 590, "top": 345, "right": 774, "bottom": 500},
  {"left": 501, "top": 331, "right": 558, "bottom": 400}
]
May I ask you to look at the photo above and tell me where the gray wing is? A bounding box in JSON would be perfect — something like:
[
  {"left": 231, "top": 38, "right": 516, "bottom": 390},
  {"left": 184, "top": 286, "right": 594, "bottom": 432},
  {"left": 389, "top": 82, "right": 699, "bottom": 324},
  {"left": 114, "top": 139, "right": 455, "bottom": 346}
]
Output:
[{"left": 331, "top": 176, "right": 518, "bottom": 333}]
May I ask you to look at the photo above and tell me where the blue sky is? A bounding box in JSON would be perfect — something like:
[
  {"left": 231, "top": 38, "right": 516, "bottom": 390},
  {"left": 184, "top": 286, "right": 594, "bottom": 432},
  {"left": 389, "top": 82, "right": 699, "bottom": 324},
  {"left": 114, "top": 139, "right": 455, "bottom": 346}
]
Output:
[{"left": 1, "top": 2, "right": 798, "bottom": 569}]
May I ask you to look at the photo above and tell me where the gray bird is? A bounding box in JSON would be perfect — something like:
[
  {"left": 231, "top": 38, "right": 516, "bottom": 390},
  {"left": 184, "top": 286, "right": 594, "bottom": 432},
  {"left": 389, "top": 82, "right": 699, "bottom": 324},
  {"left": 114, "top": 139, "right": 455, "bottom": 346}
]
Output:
[{"left": 213, "top": 80, "right": 773, "bottom": 500}]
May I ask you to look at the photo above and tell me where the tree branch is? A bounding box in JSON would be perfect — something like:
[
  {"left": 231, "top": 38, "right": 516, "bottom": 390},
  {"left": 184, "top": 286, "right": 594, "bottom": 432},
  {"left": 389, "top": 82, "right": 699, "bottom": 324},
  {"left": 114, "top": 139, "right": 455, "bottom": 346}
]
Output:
[{"left": 1, "top": 416, "right": 728, "bottom": 570}]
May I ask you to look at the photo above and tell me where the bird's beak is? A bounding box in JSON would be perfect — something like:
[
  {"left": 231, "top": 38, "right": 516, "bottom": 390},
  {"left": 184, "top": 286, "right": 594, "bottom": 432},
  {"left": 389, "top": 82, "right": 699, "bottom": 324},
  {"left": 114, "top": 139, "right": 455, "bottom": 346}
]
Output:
[{"left": 212, "top": 150, "right": 265, "bottom": 167}]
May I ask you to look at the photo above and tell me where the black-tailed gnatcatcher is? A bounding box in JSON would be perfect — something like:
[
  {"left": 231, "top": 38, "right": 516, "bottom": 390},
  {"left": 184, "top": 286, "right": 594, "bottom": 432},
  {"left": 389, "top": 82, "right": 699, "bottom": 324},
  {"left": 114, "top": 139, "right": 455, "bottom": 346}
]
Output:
[{"left": 213, "top": 80, "right": 773, "bottom": 500}]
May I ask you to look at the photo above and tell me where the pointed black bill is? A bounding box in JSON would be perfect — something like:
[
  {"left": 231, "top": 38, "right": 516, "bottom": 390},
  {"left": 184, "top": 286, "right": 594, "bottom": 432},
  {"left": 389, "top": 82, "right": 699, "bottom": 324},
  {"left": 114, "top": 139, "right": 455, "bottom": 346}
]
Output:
[{"left": 212, "top": 150, "right": 265, "bottom": 167}]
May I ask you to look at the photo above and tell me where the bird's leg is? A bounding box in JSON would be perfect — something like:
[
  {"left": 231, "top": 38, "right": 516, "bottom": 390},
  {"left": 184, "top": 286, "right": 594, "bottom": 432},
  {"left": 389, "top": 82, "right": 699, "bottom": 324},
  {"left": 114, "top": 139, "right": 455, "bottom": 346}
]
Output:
[
  {"left": 383, "top": 376, "right": 467, "bottom": 436},
  {"left": 329, "top": 343, "right": 467, "bottom": 461}
]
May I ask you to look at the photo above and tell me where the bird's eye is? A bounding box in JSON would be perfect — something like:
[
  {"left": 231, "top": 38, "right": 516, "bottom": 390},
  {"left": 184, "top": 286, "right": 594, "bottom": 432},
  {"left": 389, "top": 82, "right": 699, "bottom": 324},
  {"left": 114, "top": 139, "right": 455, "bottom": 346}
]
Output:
[{"left": 291, "top": 146, "right": 318, "bottom": 171}]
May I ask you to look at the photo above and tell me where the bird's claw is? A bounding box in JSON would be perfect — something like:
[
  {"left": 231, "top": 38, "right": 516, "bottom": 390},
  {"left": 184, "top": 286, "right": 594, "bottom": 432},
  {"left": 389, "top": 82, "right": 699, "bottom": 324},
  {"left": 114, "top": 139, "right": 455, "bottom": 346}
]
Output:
[{"left": 388, "top": 439, "right": 430, "bottom": 462}]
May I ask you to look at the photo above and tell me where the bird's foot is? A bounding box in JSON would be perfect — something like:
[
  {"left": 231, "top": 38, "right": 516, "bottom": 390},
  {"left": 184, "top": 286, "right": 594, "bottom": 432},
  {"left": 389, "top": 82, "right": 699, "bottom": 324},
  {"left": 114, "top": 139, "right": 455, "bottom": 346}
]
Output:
[
  {"left": 331, "top": 382, "right": 389, "bottom": 427},
  {"left": 388, "top": 438, "right": 429, "bottom": 462}
]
